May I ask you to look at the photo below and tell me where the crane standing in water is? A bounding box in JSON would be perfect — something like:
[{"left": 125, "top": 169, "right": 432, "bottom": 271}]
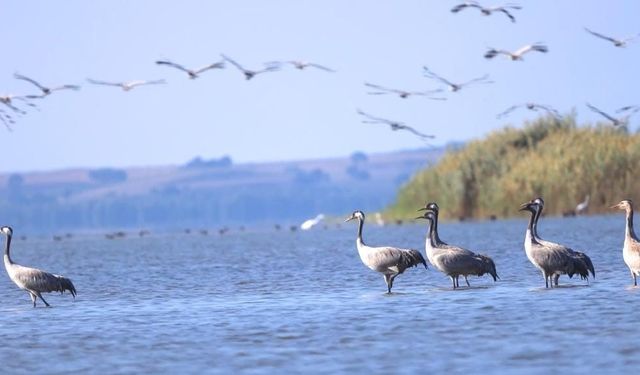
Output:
[{"left": 2, "top": 226, "right": 76, "bottom": 307}]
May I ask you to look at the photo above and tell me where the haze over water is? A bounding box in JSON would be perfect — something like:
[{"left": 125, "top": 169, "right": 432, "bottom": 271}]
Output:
[{"left": 1, "top": 214, "right": 638, "bottom": 373}]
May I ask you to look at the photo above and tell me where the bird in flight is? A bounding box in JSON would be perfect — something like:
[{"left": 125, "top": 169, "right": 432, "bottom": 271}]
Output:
[
  {"left": 451, "top": 1, "right": 522, "bottom": 23},
  {"left": 14, "top": 73, "right": 80, "bottom": 98},
  {"left": 0, "top": 95, "right": 37, "bottom": 114},
  {"left": 155, "top": 59, "right": 225, "bottom": 79},
  {"left": 584, "top": 28, "right": 639, "bottom": 48},
  {"left": 277, "top": 60, "right": 336, "bottom": 72},
  {"left": 357, "top": 109, "right": 435, "bottom": 140},
  {"left": 497, "top": 103, "right": 560, "bottom": 119},
  {"left": 221, "top": 54, "right": 280, "bottom": 80},
  {"left": 87, "top": 78, "right": 167, "bottom": 91},
  {"left": 364, "top": 82, "right": 445, "bottom": 100},
  {"left": 423, "top": 66, "right": 493, "bottom": 92},
  {"left": 586, "top": 103, "right": 639, "bottom": 127},
  {"left": 484, "top": 43, "right": 548, "bottom": 60}
]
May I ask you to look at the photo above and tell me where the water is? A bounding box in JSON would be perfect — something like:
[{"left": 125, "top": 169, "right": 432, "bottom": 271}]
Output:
[{"left": 1, "top": 214, "right": 639, "bottom": 374}]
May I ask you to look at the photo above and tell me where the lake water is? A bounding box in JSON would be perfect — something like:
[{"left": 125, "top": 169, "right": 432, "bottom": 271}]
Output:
[{"left": 1, "top": 214, "right": 639, "bottom": 374}]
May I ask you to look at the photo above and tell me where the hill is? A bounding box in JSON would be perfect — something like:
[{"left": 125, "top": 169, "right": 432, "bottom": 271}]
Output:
[
  {"left": 386, "top": 115, "right": 639, "bottom": 220},
  {"left": 0, "top": 148, "right": 444, "bottom": 233}
]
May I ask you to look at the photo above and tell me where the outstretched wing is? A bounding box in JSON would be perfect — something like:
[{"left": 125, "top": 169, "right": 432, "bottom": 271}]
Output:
[
  {"left": 484, "top": 48, "right": 509, "bottom": 59},
  {"left": 357, "top": 109, "right": 392, "bottom": 125},
  {"left": 87, "top": 78, "right": 123, "bottom": 87},
  {"left": 496, "top": 8, "right": 517, "bottom": 22},
  {"left": 155, "top": 60, "right": 191, "bottom": 73},
  {"left": 364, "top": 82, "right": 397, "bottom": 94},
  {"left": 128, "top": 79, "right": 167, "bottom": 88},
  {"left": 50, "top": 84, "right": 81, "bottom": 91},
  {"left": 584, "top": 28, "right": 618, "bottom": 43},
  {"left": 14, "top": 73, "right": 47, "bottom": 91},
  {"left": 305, "top": 62, "right": 335, "bottom": 72},
  {"left": 496, "top": 104, "right": 521, "bottom": 118},
  {"left": 423, "top": 66, "right": 455, "bottom": 87},
  {"left": 451, "top": 2, "right": 480, "bottom": 13},
  {"left": 586, "top": 103, "right": 618, "bottom": 123},
  {"left": 460, "top": 74, "right": 492, "bottom": 87},
  {"left": 193, "top": 61, "right": 225, "bottom": 75},
  {"left": 401, "top": 125, "right": 435, "bottom": 140},
  {"left": 220, "top": 54, "right": 246, "bottom": 72}
]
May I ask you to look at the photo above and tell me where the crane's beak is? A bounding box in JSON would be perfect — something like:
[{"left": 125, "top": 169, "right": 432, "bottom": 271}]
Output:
[
  {"left": 609, "top": 203, "right": 621, "bottom": 209},
  {"left": 344, "top": 216, "right": 354, "bottom": 222},
  {"left": 417, "top": 207, "right": 426, "bottom": 212},
  {"left": 519, "top": 202, "right": 531, "bottom": 211},
  {"left": 414, "top": 215, "right": 426, "bottom": 220}
]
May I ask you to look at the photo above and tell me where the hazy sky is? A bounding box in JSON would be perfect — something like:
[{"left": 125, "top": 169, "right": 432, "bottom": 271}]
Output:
[{"left": 0, "top": 1, "right": 638, "bottom": 173}]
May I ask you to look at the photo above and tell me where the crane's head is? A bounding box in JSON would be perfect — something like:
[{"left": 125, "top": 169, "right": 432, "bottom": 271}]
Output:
[
  {"left": 0, "top": 226, "right": 13, "bottom": 237},
  {"left": 532, "top": 197, "right": 545, "bottom": 207},
  {"left": 519, "top": 199, "right": 539, "bottom": 213},
  {"left": 415, "top": 210, "right": 436, "bottom": 222},
  {"left": 345, "top": 211, "right": 365, "bottom": 222},
  {"left": 611, "top": 199, "right": 633, "bottom": 211},
  {"left": 418, "top": 202, "right": 439, "bottom": 214}
]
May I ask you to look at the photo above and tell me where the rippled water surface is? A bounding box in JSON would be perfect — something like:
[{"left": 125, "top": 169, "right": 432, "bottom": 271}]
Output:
[{"left": 1, "top": 215, "right": 639, "bottom": 373}]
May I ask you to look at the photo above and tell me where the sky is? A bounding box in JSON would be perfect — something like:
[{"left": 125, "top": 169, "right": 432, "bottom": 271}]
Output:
[{"left": 0, "top": 1, "right": 638, "bottom": 173}]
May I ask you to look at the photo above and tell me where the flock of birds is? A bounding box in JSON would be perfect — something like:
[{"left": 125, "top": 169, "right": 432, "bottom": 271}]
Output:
[
  {"left": 2, "top": 2, "right": 639, "bottom": 137},
  {"left": 3, "top": 195, "right": 639, "bottom": 306},
  {"left": 345, "top": 196, "right": 638, "bottom": 294}
]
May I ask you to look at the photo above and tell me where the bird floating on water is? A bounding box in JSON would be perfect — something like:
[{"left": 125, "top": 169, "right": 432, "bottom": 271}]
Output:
[
  {"left": 155, "top": 59, "right": 225, "bottom": 79},
  {"left": 451, "top": 1, "right": 522, "bottom": 23},
  {"left": 423, "top": 66, "right": 492, "bottom": 92},
  {"left": 584, "top": 27, "right": 639, "bottom": 48},
  {"left": 14, "top": 73, "right": 80, "bottom": 98},
  {"left": 611, "top": 200, "right": 640, "bottom": 286},
  {"left": 357, "top": 109, "right": 435, "bottom": 140},
  {"left": 221, "top": 54, "right": 280, "bottom": 80},
  {"left": 87, "top": 78, "right": 167, "bottom": 91},
  {"left": 484, "top": 43, "right": 548, "bottom": 60},
  {"left": 345, "top": 211, "right": 427, "bottom": 293},
  {"left": 586, "top": 103, "right": 638, "bottom": 127},
  {"left": 417, "top": 202, "right": 498, "bottom": 288},
  {"left": 519, "top": 198, "right": 595, "bottom": 288},
  {"left": 364, "top": 82, "right": 445, "bottom": 100},
  {"left": 2, "top": 226, "right": 76, "bottom": 307},
  {"left": 497, "top": 103, "right": 560, "bottom": 119}
]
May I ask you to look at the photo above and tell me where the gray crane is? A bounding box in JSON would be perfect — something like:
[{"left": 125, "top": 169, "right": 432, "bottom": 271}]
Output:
[
  {"left": 519, "top": 198, "right": 594, "bottom": 288},
  {"left": 14, "top": 73, "right": 80, "bottom": 98},
  {"left": 87, "top": 78, "right": 166, "bottom": 91},
  {"left": 155, "top": 59, "right": 225, "bottom": 79},
  {"left": 345, "top": 211, "right": 427, "bottom": 293},
  {"left": 417, "top": 203, "right": 498, "bottom": 288},
  {"left": 451, "top": 2, "right": 522, "bottom": 23},
  {"left": 484, "top": 43, "right": 548, "bottom": 60},
  {"left": 221, "top": 54, "right": 279, "bottom": 80},
  {"left": 2, "top": 226, "right": 76, "bottom": 307},
  {"left": 611, "top": 200, "right": 640, "bottom": 286}
]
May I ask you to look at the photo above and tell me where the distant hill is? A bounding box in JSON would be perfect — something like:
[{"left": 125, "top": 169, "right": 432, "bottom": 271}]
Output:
[
  {"left": 387, "top": 115, "right": 638, "bottom": 220},
  {"left": 0, "top": 148, "right": 444, "bottom": 233}
]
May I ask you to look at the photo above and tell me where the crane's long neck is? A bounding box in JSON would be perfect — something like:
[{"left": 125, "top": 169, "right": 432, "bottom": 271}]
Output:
[
  {"left": 625, "top": 207, "right": 637, "bottom": 241},
  {"left": 3, "top": 234, "right": 12, "bottom": 265},
  {"left": 525, "top": 210, "right": 540, "bottom": 245},
  {"left": 430, "top": 212, "right": 443, "bottom": 245},
  {"left": 532, "top": 205, "right": 542, "bottom": 240},
  {"left": 356, "top": 218, "right": 366, "bottom": 248}
]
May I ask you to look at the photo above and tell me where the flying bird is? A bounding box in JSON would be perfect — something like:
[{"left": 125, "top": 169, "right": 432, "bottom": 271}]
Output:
[
  {"left": 484, "top": 43, "right": 548, "bottom": 60},
  {"left": 221, "top": 54, "right": 280, "bottom": 80},
  {"left": 497, "top": 103, "right": 560, "bottom": 119},
  {"left": 357, "top": 109, "right": 435, "bottom": 140},
  {"left": 423, "top": 67, "right": 493, "bottom": 92},
  {"left": 14, "top": 73, "right": 80, "bottom": 97},
  {"left": 364, "top": 82, "right": 445, "bottom": 100},
  {"left": 451, "top": 1, "right": 522, "bottom": 22},
  {"left": 345, "top": 211, "right": 427, "bottom": 293},
  {"left": 0, "top": 95, "right": 37, "bottom": 114},
  {"left": 2, "top": 226, "right": 76, "bottom": 307},
  {"left": 155, "top": 59, "right": 225, "bottom": 79},
  {"left": 584, "top": 27, "right": 639, "bottom": 48},
  {"left": 275, "top": 60, "right": 336, "bottom": 72},
  {"left": 586, "top": 103, "right": 637, "bottom": 127},
  {"left": 87, "top": 78, "right": 166, "bottom": 91}
]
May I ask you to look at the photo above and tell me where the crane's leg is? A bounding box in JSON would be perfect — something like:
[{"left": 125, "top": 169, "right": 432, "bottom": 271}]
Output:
[
  {"left": 389, "top": 274, "right": 398, "bottom": 291},
  {"left": 35, "top": 292, "right": 50, "bottom": 307},
  {"left": 450, "top": 276, "right": 456, "bottom": 289},
  {"left": 384, "top": 274, "right": 392, "bottom": 294},
  {"left": 543, "top": 272, "right": 549, "bottom": 288},
  {"left": 29, "top": 292, "right": 37, "bottom": 307},
  {"left": 632, "top": 271, "right": 637, "bottom": 286},
  {"left": 464, "top": 275, "right": 471, "bottom": 287},
  {"left": 553, "top": 274, "right": 560, "bottom": 287}
]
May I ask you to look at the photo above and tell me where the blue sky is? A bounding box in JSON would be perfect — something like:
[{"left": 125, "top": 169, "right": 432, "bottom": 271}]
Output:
[{"left": 0, "top": 1, "right": 638, "bottom": 173}]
